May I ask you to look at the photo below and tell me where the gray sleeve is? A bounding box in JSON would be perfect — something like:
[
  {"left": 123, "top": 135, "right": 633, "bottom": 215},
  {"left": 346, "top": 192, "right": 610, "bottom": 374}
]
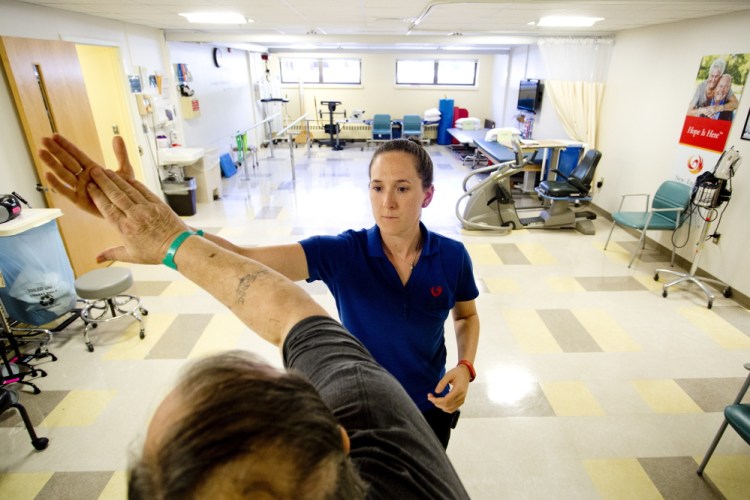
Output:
[
  {"left": 282, "top": 316, "right": 469, "bottom": 500},
  {"left": 689, "top": 81, "right": 706, "bottom": 109}
]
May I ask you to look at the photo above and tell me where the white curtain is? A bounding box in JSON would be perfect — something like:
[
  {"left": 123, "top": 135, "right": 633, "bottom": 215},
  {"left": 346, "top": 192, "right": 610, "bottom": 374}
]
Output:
[{"left": 537, "top": 37, "right": 614, "bottom": 149}]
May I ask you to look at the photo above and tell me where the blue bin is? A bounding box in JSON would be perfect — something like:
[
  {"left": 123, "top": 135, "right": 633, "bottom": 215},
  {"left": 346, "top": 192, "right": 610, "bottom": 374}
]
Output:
[{"left": 392, "top": 121, "right": 402, "bottom": 139}]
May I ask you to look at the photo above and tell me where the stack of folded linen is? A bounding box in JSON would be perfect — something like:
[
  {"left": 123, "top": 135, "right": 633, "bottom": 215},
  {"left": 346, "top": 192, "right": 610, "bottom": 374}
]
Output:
[
  {"left": 424, "top": 108, "right": 441, "bottom": 123},
  {"left": 455, "top": 117, "right": 481, "bottom": 130}
]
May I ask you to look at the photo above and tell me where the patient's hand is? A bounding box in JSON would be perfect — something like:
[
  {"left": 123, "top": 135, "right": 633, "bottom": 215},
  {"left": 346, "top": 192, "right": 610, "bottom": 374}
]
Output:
[{"left": 39, "top": 134, "right": 135, "bottom": 218}]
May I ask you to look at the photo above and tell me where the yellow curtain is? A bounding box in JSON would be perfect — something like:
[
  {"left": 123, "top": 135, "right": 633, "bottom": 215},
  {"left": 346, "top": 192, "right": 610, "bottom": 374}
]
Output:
[
  {"left": 544, "top": 81, "right": 605, "bottom": 149},
  {"left": 538, "top": 37, "right": 613, "bottom": 150}
]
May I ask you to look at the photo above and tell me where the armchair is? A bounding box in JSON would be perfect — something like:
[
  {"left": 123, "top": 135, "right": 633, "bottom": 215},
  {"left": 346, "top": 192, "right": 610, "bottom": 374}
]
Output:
[
  {"left": 402, "top": 114, "right": 427, "bottom": 145},
  {"left": 365, "top": 114, "right": 392, "bottom": 149},
  {"left": 603, "top": 180, "right": 692, "bottom": 268}
]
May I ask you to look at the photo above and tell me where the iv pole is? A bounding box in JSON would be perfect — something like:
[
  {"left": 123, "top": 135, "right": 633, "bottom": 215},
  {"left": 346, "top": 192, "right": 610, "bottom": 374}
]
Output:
[{"left": 654, "top": 146, "right": 741, "bottom": 309}]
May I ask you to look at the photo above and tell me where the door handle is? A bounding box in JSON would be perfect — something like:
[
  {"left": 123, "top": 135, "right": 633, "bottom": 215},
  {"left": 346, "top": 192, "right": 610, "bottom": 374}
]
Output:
[{"left": 36, "top": 183, "right": 49, "bottom": 192}]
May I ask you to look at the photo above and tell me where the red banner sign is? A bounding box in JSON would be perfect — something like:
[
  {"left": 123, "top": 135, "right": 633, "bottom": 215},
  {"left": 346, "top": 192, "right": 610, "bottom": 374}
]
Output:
[{"left": 679, "top": 115, "right": 733, "bottom": 152}]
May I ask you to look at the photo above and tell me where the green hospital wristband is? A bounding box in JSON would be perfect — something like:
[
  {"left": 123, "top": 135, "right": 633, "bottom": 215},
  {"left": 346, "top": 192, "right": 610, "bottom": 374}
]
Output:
[{"left": 162, "top": 230, "right": 199, "bottom": 270}]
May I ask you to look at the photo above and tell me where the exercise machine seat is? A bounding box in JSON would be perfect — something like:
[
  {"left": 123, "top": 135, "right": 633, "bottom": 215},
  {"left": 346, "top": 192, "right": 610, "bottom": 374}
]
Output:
[{"left": 536, "top": 149, "right": 602, "bottom": 199}]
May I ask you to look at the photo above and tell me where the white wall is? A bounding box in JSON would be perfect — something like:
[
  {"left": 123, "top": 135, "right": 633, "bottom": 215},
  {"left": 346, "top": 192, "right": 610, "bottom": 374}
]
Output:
[
  {"left": 271, "top": 52, "right": 496, "bottom": 125},
  {"left": 166, "top": 42, "right": 258, "bottom": 157},
  {"left": 505, "top": 45, "right": 571, "bottom": 140},
  {"left": 596, "top": 11, "right": 750, "bottom": 299},
  {"left": 489, "top": 53, "right": 510, "bottom": 128}
]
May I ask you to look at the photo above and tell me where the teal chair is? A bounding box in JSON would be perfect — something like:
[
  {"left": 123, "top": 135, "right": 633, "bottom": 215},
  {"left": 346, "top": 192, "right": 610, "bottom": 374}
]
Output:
[
  {"left": 365, "top": 114, "right": 392, "bottom": 149},
  {"left": 402, "top": 114, "right": 425, "bottom": 144},
  {"left": 697, "top": 362, "right": 750, "bottom": 475},
  {"left": 604, "top": 180, "right": 692, "bottom": 268}
]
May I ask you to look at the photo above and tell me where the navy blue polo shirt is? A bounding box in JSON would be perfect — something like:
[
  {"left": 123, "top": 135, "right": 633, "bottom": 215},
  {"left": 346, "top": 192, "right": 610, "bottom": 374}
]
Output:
[{"left": 300, "top": 223, "right": 479, "bottom": 411}]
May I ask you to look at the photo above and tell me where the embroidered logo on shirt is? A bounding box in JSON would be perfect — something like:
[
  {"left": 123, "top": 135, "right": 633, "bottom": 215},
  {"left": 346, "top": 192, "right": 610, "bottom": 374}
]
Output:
[{"left": 430, "top": 285, "right": 443, "bottom": 297}]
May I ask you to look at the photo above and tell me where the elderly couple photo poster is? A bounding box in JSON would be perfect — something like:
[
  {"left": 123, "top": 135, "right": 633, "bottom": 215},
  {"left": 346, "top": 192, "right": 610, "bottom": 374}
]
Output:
[{"left": 675, "top": 53, "right": 749, "bottom": 183}]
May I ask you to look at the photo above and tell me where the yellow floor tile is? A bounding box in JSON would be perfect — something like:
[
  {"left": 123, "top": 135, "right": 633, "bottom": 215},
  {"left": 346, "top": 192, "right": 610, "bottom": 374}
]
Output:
[
  {"left": 700, "top": 455, "right": 750, "bottom": 499},
  {"left": 41, "top": 390, "right": 117, "bottom": 427},
  {"left": 541, "top": 380, "right": 605, "bottom": 416},
  {"left": 104, "top": 313, "right": 177, "bottom": 360},
  {"left": 516, "top": 242, "right": 557, "bottom": 265},
  {"left": 503, "top": 309, "right": 562, "bottom": 353},
  {"left": 188, "top": 313, "right": 246, "bottom": 359},
  {"left": 465, "top": 243, "right": 502, "bottom": 266},
  {"left": 0, "top": 472, "right": 53, "bottom": 500},
  {"left": 547, "top": 276, "right": 586, "bottom": 292},
  {"left": 634, "top": 274, "right": 664, "bottom": 292},
  {"left": 484, "top": 276, "right": 521, "bottom": 294},
  {"left": 632, "top": 379, "right": 702, "bottom": 414},
  {"left": 573, "top": 309, "right": 641, "bottom": 352},
  {"left": 584, "top": 458, "right": 662, "bottom": 500},
  {"left": 161, "top": 279, "right": 202, "bottom": 297},
  {"left": 680, "top": 307, "right": 750, "bottom": 349},
  {"left": 98, "top": 470, "right": 127, "bottom": 499}
]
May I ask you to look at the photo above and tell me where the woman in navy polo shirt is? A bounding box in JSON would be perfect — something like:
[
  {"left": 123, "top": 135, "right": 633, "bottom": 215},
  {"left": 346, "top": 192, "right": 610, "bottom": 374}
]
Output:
[
  {"left": 295, "top": 139, "right": 480, "bottom": 447},
  {"left": 44, "top": 135, "right": 480, "bottom": 449}
]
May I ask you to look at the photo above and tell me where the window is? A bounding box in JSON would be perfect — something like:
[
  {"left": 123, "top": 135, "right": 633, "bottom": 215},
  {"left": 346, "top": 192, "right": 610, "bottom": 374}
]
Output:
[
  {"left": 396, "top": 59, "right": 477, "bottom": 86},
  {"left": 280, "top": 58, "right": 361, "bottom": 84}
]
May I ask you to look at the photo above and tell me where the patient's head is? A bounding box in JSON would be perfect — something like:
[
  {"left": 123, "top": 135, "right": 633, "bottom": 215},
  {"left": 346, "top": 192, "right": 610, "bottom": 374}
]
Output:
[
  {"left": 715, "top": 74, "right": 732, "bottom": 102},
  {"left": 128, "top": 351, "right": 366, "bottom": 499}
]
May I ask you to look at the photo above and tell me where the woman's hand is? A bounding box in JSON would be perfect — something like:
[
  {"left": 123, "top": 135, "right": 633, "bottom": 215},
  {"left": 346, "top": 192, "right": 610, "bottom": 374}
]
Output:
[
  {"left": 40, "top": 134, "right": 135, "bottom": 218},
  {"left": 427, "top": 365, "right": 471, "bottom": 413}
]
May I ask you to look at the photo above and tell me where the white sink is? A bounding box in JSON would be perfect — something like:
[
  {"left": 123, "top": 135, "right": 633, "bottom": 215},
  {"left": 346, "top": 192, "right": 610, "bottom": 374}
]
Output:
[{"left": 158, "top": 147, "right": 205, "bottom": 166}]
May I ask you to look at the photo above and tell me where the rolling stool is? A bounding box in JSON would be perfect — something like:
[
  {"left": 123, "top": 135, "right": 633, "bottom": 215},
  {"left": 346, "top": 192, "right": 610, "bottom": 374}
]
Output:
[{"left": 74, "top": 267, "right": 147, "bottom": 352}]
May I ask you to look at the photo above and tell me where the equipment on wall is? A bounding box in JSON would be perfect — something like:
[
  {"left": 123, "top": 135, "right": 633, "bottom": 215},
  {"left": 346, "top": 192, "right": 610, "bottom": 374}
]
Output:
[{"left": 655, "top": 146, "right": 742, "bottom": 308}]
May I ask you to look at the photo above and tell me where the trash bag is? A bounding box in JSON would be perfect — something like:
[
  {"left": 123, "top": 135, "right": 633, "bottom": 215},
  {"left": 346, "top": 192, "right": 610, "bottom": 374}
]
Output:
[{"left": 0, "top": 221, "right": 76, "bottom": 325}]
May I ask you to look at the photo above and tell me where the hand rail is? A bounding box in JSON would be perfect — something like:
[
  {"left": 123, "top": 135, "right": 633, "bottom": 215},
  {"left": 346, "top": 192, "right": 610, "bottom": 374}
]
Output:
[
  {"left": 235, "top": 113, "right": 280, "bottom": 136},
  {"left": 277, "top": 112, "right": 309, "bottom": 136}
]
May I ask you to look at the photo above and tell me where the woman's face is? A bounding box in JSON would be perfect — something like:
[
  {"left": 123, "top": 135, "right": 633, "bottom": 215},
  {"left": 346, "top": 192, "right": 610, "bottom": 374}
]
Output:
[
  {"left": 707, "top": 68, "right": 723, "bottom": 91},
  {"left": 369, "top": 151, "right": 433, "bottom": 237}
]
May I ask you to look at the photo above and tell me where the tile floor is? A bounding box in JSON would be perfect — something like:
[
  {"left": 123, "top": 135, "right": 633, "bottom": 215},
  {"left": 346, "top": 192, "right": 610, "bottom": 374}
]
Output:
[{"left": 1, "top": 141, "right": 749, "bottom": 499}]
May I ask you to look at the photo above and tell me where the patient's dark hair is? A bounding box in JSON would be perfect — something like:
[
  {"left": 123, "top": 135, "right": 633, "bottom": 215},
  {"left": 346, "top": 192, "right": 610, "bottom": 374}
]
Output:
[
  {"left": 369, "top": 137, "right": 433, "bottom": 189},
  {"left": 128, "top": 350, "right": 366, "bottom": 499}
]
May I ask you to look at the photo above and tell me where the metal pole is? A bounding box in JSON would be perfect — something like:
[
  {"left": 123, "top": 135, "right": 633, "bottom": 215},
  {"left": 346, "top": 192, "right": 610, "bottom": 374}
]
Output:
[
  {"left": 288, "top": 133, "right": 296, "bottom": 181},
  {"left": 266, "top": 121, "right": 275, "bottom": 159}
]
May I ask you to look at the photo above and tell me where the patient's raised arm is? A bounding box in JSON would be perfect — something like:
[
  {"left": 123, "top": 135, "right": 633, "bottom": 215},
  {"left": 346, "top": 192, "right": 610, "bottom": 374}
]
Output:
[{"left": 40, "top": 135, "right": 328, "bottom": 348}]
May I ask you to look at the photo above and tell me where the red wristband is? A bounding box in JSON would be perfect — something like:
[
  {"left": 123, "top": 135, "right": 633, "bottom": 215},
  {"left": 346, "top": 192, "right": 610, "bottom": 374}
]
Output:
[{"left": 458, "top": 359, "right": 476, "bottom": 382}]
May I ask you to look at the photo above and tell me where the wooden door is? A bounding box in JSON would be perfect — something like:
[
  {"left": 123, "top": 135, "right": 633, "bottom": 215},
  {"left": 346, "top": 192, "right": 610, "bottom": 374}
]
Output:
[
  {"left": 76, "top": 44, "right": 144, "bottom": 182},
  {"left": 0, "top": 36, "right": 122, "bottom": 277}
]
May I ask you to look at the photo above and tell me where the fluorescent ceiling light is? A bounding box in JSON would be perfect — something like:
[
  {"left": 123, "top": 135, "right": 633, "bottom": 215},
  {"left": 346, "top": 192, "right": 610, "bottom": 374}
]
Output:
[
  {"left": 537, "top": 16, "right": 603, "bottom": 27},
  {"left": 179, "top": 12, "right": 251, "bottom": 24}
]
